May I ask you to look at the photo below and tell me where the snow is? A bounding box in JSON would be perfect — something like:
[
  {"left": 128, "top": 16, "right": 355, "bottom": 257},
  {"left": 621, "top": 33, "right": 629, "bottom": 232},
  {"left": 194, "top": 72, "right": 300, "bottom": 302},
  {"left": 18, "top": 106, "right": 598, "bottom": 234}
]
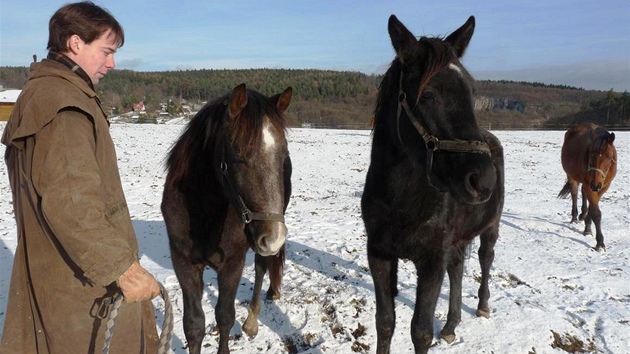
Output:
[{"left": 0, "top": 122, "right": 628, "bottom": 354}]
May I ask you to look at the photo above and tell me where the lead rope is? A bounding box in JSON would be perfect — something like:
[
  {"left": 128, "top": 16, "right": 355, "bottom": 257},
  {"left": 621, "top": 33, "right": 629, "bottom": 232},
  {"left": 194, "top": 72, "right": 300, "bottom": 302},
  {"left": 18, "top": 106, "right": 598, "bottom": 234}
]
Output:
[{"left": 102, "top": 283, "right": 173, "bottom": 354}]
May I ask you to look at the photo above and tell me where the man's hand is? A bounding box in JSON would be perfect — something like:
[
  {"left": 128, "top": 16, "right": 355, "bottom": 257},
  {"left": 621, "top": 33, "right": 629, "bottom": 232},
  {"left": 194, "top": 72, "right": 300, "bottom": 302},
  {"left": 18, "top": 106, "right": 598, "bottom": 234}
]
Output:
[{"left": 118, "top": 261, "right": 160, "bottom": 302}]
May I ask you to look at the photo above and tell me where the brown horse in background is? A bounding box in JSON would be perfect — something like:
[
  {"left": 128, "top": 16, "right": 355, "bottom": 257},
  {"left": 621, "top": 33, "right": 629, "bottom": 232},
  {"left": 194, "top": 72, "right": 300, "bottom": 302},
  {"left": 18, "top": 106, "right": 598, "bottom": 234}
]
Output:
[{"left": 559, "top": 123, "right": 617, "bottom": 251}]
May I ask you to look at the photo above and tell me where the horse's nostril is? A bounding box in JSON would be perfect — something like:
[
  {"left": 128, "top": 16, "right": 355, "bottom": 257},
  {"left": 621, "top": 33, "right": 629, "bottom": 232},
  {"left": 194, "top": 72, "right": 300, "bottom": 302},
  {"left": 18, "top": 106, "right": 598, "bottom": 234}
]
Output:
[{"left": 465, "top": 171, "right": 480, "bottom": 198}]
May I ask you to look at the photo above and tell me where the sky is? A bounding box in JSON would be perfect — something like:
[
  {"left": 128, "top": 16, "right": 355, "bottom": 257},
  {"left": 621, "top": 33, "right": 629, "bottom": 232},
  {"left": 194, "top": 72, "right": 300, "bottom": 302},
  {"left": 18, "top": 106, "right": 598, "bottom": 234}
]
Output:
[{"left": 1, "top": 0, "right": 629, "bottom": 92}]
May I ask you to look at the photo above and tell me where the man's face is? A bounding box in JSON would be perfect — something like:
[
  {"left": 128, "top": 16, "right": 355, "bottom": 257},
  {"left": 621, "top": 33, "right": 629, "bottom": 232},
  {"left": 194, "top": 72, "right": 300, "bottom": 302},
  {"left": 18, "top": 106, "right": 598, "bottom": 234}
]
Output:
[{"left": 67, "top": 29, "right": 119, "bottom": 85}]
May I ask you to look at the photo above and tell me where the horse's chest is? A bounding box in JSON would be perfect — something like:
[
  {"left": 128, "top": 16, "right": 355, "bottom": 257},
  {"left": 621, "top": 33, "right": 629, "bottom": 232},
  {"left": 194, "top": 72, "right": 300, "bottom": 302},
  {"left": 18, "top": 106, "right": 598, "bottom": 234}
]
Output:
[{"left": 390, "top": 214, "right": 452, "bottom": 259}]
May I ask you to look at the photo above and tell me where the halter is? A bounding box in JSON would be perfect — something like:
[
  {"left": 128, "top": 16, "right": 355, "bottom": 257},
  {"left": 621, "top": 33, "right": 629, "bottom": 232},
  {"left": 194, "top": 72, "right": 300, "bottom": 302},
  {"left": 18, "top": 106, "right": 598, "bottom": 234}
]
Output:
[
  {"left": 395, "top": 72, "right": 491, "bottom": 187},
  {"left": 219, "top": 134, "right": 285, "bottom": 225},
  {"left": 587, "top": 154, "right": 616, "bottom": 179}
]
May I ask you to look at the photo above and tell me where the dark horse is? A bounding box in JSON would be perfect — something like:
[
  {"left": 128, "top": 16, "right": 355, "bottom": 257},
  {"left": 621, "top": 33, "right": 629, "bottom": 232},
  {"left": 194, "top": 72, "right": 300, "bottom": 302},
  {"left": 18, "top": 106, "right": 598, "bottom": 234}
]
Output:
[
  {"left": 361, "top": 15, "right": 505, "bottom": 354},
  {"left": 559, "top": 122, "right": 617, "bottom": 251},
  {"left": 161, "top": 83, "right": 293, "bottom": 354}
]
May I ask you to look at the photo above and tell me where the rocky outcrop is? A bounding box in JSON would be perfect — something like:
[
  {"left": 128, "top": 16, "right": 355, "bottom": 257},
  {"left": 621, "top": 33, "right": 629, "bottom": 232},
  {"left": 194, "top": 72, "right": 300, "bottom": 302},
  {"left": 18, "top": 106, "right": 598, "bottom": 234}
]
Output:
[{"left": 475, "top": 96, "right": 526, "bottom": 113}]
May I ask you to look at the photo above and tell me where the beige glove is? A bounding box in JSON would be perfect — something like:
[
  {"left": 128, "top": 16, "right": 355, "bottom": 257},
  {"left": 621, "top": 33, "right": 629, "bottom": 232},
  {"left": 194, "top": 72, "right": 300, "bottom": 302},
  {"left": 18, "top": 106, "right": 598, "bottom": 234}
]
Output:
[{"left": 118, "top": 261, "right": 160, "bottom": 302}]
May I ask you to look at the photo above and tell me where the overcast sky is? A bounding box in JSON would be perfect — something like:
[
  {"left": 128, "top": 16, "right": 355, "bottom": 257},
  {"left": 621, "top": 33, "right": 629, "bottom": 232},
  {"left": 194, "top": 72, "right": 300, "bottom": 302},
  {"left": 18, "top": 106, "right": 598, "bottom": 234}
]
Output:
[{"left": 1, "top": 0, "right": 629, "bottom": 92}]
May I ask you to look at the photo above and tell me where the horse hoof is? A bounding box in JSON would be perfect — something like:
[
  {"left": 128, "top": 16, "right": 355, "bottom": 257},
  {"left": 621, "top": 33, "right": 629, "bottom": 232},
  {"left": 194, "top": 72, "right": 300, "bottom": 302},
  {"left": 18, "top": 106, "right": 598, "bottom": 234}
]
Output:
[
  {"left": 440, "top": 332, "right": 456, "bottom": 344},
  {"left": 593, "top": 244, "right": 606, "bottom": 252},
  {"left": 242, "top": 320, "right": 259, "bottom": 338},
  {"left": 476, "top": 308, "right": 490, "bottom": 318},
  {"left": 266, "top": 290, "right": 281, "bottom": 301},
  {"left": 583, "top": 231, "right": 592, "bottom": 236}
]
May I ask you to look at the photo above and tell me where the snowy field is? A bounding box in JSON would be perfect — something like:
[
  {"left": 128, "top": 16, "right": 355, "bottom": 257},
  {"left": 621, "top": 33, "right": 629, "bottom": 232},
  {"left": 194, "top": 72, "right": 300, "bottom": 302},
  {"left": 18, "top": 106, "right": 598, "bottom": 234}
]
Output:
[{"left": 0, "top": 122, "right": 628, "bottom": 354}]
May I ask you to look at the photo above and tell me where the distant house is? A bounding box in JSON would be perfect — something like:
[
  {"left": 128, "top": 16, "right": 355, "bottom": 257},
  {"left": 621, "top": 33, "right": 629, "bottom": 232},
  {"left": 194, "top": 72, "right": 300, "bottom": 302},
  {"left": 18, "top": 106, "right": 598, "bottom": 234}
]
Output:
[
  {"left": 0, "top": 89, "right": 21, "bottom": 121},
  {"left": 132, "top": 102, "right": 146, "bottom": 112}
]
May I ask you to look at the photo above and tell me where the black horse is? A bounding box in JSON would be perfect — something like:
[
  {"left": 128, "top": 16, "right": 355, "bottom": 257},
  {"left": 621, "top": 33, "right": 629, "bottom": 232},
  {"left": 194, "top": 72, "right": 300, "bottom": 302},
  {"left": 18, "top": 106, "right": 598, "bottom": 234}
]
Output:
[
  {"left": 161, "top": 83, "right": 293, "bottom": 354},
  {"left": 361, "top": 15, "right": 505, "bottom": 354}
]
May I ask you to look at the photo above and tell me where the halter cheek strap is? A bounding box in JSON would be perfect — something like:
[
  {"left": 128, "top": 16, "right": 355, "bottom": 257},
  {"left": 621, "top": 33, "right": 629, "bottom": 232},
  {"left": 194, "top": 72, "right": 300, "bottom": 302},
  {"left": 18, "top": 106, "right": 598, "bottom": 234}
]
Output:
[
  {"left": 220, "top": 161, "right": 285, "bottom": 224},
  {"left": 218, "top": 135, "right": 285, "bottom": 225}
]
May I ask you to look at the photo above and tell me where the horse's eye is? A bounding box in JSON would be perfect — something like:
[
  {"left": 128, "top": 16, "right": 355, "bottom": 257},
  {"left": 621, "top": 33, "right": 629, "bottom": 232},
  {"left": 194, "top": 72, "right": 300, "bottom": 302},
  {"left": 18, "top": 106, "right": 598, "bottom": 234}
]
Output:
[{"left": 421, "top": 90, "right": 435, "bottom": 100}]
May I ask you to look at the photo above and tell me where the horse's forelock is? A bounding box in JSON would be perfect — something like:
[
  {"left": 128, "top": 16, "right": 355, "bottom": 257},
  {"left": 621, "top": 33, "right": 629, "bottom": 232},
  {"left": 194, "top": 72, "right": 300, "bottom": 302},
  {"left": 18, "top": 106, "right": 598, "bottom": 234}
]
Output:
[
  {"left": 592, "top": 128, "right": 612, "bottom": 153},
  {"left": 415, "top": 38, "right": 455, "bottom": 104},
  {"left": 373, "top": 36, "right": 455, "bottom": 128},
  {"left": 230, "top": 91, "right": 287, "bottom": 155}
]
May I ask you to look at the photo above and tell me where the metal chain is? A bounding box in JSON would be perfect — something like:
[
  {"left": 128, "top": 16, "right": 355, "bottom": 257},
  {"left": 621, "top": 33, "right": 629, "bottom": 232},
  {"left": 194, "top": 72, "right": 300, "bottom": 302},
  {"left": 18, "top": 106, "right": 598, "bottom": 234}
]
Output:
[{"left": 102, "top": 283, "right": 173, "bottom": 354}]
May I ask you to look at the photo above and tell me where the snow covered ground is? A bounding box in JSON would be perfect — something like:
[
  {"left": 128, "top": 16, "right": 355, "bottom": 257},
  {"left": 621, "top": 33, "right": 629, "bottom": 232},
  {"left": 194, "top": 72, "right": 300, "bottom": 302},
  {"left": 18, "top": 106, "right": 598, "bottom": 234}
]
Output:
[{"left": 1, "top": 122, "right": 628, "bottom": 353}]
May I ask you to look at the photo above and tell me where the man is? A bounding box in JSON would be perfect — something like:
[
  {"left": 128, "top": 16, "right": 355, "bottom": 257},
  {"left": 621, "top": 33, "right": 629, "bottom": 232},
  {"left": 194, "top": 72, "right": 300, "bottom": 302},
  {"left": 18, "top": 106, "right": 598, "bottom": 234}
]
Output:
[{"left": 1, "top": 2, "right": 160, "bottom": 353}]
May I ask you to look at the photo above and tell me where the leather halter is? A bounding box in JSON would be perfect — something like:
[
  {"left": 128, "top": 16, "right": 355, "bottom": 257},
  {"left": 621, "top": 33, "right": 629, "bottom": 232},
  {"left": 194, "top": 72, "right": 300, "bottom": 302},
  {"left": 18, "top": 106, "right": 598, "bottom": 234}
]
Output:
[
  {"left": 219, "top": 134, "right": 285, "bottom": 225},
  {"left": 587, "top": 154, "right": 616, "bottom": 179},
  {"left": 395, "top": 72, "right": 491, "bottom": 188}
]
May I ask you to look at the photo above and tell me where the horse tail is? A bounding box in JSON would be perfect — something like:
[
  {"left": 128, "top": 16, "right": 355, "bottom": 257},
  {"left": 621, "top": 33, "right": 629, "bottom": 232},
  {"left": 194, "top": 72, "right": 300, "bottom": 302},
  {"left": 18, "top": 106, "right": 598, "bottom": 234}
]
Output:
[{"left": 558, "top": 181, "right": 571, "bottom": 199}]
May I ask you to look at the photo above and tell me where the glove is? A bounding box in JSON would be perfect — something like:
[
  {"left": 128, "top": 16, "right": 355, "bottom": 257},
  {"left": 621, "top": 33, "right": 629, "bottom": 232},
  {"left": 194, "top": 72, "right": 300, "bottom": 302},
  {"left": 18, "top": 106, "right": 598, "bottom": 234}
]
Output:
[{"left": 118, "top": 261, "right": 160, "bottom": 302}]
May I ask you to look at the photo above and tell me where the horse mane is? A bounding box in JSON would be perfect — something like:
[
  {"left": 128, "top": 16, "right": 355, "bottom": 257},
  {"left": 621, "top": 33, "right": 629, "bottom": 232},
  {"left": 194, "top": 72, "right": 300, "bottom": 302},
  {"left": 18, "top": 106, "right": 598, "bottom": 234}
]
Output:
[
  {"left": 592, "top": 126, "right": 612, "bottom": 152},
  {"left": 165, "top": 89, "right": 288, "bottom": 187},
  {"left": 373, "top": 36, "right": 453, "bottom": 131}
]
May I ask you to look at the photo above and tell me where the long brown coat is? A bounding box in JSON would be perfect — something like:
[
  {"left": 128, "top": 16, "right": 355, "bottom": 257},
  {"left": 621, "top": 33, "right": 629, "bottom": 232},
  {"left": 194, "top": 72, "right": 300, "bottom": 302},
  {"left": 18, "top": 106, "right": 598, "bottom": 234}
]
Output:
[{"left": 0, "top": 60, "right": 158, "bottom": 353}]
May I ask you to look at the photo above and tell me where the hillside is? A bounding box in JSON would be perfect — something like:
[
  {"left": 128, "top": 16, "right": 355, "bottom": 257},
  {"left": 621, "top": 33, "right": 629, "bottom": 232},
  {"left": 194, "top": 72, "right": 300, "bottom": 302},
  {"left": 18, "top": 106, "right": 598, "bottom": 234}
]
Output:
[{"left": 1, "top": 66, "right": 626, "bottom": 129}]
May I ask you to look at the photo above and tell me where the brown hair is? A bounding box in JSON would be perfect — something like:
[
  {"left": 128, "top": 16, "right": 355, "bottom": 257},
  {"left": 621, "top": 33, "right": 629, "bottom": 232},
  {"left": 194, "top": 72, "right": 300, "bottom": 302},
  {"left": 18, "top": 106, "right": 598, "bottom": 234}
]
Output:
[{"left": 47, "top": 1, "right": 124, "bottom": 53}]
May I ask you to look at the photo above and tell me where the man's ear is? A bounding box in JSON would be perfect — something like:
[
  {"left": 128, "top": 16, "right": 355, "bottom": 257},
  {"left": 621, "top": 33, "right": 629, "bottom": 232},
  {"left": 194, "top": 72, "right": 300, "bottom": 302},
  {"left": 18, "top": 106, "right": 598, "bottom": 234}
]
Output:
[{"left": 67, "top": 34, "right": 81, "bottom": 54}]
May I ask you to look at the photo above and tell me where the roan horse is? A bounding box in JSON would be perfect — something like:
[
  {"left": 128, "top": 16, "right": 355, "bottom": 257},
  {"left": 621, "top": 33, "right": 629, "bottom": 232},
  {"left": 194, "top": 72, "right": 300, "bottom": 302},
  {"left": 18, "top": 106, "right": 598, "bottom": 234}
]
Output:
[
  {"left": 559, "top": 122, "right": 617, "bottom": 251},
  {"left": 161, "top": 83, "right": 293, "bottom": 354},
  {"left": 361, "top": 15, "right": 505, "bottom": 354}
]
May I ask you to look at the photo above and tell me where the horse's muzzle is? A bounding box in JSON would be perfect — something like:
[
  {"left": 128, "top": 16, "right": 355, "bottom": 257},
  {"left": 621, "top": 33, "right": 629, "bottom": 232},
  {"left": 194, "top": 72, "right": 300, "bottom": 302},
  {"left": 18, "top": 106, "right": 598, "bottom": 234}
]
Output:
[{"left": 255, "top": 221, "right": 287, "bottom": 256}]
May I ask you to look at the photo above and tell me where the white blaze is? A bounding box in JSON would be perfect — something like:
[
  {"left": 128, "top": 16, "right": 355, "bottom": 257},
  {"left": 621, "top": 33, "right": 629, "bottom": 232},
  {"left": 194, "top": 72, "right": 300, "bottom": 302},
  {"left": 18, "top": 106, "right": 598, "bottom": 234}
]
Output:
[
  {"left": 449, "top": 63, "right": 463, "bottom": 77},
  {"left": 262, "top": 121, "right": 276, "bottom": 150}
]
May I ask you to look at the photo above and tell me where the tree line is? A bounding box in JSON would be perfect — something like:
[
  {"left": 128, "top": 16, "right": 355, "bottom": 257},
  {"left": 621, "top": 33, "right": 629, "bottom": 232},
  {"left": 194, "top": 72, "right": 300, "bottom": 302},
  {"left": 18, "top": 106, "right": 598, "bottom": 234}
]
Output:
[{"left": 1, "top": 66, "right": 628, "bottom": 129}]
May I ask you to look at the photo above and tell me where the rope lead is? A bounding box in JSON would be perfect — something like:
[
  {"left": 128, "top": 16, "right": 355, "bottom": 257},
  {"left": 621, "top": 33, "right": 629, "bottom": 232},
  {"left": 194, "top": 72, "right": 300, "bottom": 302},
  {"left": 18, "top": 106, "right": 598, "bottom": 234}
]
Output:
[{"left": 102, "top": 283, "right": 173, "bottom": 354}]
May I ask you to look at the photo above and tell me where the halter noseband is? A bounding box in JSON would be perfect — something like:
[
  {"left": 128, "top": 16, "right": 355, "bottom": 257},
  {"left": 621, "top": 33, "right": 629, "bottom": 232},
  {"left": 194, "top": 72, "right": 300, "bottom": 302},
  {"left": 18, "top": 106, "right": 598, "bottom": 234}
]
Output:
[
  {"left": 587, "top": 152, "right": 616, "bottom": 179},
  {"left": 219, "top": 134, "right": 285, "bottom": 225},
  {"left": 396, "top": 72, "right": 491, "bottom": 188}
]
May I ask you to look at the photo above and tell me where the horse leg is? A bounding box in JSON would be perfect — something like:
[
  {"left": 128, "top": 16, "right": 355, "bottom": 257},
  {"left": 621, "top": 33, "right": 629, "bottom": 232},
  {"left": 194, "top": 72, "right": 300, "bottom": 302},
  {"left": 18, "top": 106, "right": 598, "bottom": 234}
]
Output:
[
  {"left": 589, "top": 196, "right": 605, "bottom": 251},
  {"left": 368, "top": 253, "right": 398, "bottom": 354},
  {"left": 579, "top": 184, "right": 589, "bottom": 222},
  {"left": 242, "top": 254, "right": 268, "bottom": 338},
  {"left": 266, "top": 244, "right": 285, "bottom": 300},
  {"left": 476, "top": 226, "right": 498, "bottom": 319},
  {"left": 171, "top": 250, "right": 206, "bottom": 354},
  {"left": 581, "top": 185, "right": 593, "bottom": 235},
  {"left": 568, "top": 180, "right": 580, "bottom": 223},
  {"left": 242, "top": 246, "right": 284, "bottom": 337},
  {"left": 412, "top": 253, "right": 446, "bottom": 354},
  {"left": 215, "top": 254, "right": 246, "bottom": 354},
  {"left": 440, "top": 246, "right": 465, "bottom": 344},
  {"left": 242, "top": 254, "right": 265, "bottom": 338}
]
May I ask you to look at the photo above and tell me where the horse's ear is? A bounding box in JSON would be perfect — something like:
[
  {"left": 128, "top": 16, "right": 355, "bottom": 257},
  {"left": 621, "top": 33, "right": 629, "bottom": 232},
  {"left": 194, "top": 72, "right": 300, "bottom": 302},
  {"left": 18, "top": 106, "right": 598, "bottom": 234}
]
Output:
[
  {"left": 229, "top": 83, "right": 248, "bottom": 119},
  {"left": 445, "top": 16, "right": 475, "bottom": 58},
  {"left": 388, "top": 15, "right": 417, "bottom": 63},
  {"left": 609, "top": 132, "right": 615, "bottom": 143},
  {"left": 272, "top": 87, "right": 293, "bottom": 113}
]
